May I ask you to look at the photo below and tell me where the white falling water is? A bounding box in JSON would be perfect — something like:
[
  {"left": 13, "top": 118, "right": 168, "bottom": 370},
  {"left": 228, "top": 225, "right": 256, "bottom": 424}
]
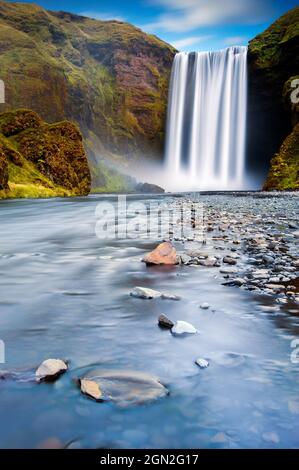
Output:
[{"left": 164, "top": 46, "right": 248, "bottom": 191}]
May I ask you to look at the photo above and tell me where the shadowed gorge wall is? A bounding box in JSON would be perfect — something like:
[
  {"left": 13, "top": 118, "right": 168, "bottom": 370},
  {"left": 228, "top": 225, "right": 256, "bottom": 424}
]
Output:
[{"left": 247, "top": 6, "right": 299, "bottom": 187}]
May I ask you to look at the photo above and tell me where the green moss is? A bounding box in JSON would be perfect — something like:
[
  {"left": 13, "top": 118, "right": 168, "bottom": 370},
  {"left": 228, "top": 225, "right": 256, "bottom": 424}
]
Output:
[
  {"left": 0, "top": 109, "right": 91, "bottom": 199},
  {"left": 263, "top": 123, "right": 299, "bottom": 191}
]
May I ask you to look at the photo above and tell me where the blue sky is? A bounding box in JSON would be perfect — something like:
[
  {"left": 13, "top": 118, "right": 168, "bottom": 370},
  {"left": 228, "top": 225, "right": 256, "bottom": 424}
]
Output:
[{"left": 6, "top": 0, "right": 298, "bottom": 51}]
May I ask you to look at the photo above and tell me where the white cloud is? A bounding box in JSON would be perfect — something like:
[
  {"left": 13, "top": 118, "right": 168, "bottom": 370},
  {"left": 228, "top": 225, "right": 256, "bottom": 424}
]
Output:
[
  {"left": 145, "top": 0, "right": 274, "bottom": 32},
  {"left": 223, "top": 36, "right": 247, "bottom": 46},
  {"left": 80, "top": 11, "right": 125, "bottom": 22},
  {"left": 171, "top": 35, "right": 212, "bottom": 50}
]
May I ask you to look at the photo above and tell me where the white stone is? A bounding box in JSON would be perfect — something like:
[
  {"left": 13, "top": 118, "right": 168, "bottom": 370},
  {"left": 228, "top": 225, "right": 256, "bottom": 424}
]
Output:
[
  {"left": 195, "top": 358, "right": 209, "bottom": 369},
  {"left": 171, "top": 321, "right": 197, "bottom": 335},
  {"left": 200, "top": 303, "right": 210, "bottom": 310},
  {"left": 35, "top": 359, "right": 68, "bottom": 381},
  {"left": 130, "top": 287, "right": 161, "bottom": 299}
]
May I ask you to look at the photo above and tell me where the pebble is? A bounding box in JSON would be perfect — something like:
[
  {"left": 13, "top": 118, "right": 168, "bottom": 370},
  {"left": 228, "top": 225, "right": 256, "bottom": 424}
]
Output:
[
  {"left": 195, "top": 358, "right": 209, "bottom": 369},
  {"left": 158, "top": 314, "right": 174, "bottom": 329},
  {"left": 200, "top": 303, "right": 210, "bottom": 310}
]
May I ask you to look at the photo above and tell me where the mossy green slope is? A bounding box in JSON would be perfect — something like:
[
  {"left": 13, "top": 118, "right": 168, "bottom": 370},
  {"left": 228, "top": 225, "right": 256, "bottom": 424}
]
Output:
[
  {"left": 0, "top": 1, "right": 176, "bottom": 187},
  {"left": 0, "top": 109, "right": 91, "bottom": 199}
]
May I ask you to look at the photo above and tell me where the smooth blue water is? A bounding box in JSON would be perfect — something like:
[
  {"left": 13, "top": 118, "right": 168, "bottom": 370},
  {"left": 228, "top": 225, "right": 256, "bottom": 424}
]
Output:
[{"left": 0, "top": 194, "right": 298, "bottom": 449}]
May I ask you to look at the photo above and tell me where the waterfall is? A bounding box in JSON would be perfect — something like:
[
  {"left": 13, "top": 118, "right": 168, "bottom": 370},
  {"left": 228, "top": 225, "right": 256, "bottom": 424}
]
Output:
[{"left": 164, "top": 46, "right": 248, "bottom": 191}]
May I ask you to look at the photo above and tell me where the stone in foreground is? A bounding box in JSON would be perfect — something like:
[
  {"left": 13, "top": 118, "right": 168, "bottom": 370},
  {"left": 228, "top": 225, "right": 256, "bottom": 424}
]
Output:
[
  {"left": 195, "top": 358, "right": 209, "bottom": 369},
  {"left": 130, "top": 286, "right": 162, "bottom": 299},
  {"left": 171, "top": 321, "right": 197, "bottom": 335},
  {"left": 35, "top": 359, "right": 68, "bottom": 382},
  {"left": 80, "top": 379, "right": 103, "bottom": 401},
  {"left": 142, "top": 242, "right": 178, "bottom": 266},
  {"left": 80, "top": 370, "right": 168, "bottom": 406},
  {"left": 158, "top": 314, "right": 174, "bottom": 329}
]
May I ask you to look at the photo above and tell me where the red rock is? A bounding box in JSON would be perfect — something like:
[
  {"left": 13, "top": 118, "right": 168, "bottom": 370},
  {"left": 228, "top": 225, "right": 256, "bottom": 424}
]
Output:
[{"left": 142, "top": 242, "right": 178, "bottom": 266}]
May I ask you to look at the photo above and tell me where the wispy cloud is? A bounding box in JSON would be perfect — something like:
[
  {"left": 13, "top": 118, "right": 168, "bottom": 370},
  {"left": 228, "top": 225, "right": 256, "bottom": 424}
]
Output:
[
  {"left": 144, "top": 0, "right": 274, "bottom": 32},
  {"left": 80, "top": 11, "right": 125, "bottom": 22},
  {"left": 171, "top": 35, "right": 212, "bottom": 50},
  {"left": 223, "top": 36, "right": 248, "bottom": 46}
]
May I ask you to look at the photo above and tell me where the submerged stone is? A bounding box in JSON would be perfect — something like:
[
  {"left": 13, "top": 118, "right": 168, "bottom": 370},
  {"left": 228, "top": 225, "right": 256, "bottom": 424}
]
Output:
[
  {"left": 79, "top": 369, "right": 168, "bottom": 406},
  {"left": 130, "top": 286, "right": 161, "bottom": 299}
]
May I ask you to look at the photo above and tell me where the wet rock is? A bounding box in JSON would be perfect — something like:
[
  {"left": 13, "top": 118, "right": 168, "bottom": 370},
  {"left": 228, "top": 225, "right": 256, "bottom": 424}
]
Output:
[
  {"left": 220, "top": 267, "right": 238, "bottom": 274},
  {"left": 161, "top": 293, "right": 181, "bottom": 301},
  {"left": 171, "top": 321, "right": 197, "bottom": 335},
  {"left": 142, "top": 242, "right": 178, "bottom": 266},
  {"left": 223, "top": 256, "right": 237, "bottom": 265},
  {"left": 222, "top": 278, "right": 245, "bottom": 287},
  {"left": 158, "top": 314, "right": 174, "bottom": 329},
  {"left": 198, "top": 257, "right": 217, "bottom": 267},
  {"left": 195, "top": 358, "right": 209, "bottom": 369},
  {"left": 200, "top": 302, "right": 210, "bottom": 310},
  {"left": 180, "top": 254, "right": 192, "bottom": 265},
  {"left": 80, "top": 379, "right": 103, "bottom": 401},
  {"left": 79, "top": 370, "right": 168, "bottom": 406},
  {"left": 35, "top": 359, "right": 68, "bottom": 382},
  {"left": 130, "top": 287, "right": 161, "bottom": 299}
]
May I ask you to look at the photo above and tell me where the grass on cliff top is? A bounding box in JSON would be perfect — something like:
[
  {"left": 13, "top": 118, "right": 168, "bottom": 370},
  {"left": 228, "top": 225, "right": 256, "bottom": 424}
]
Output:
[{"left": 249, "top": 6, "right": 299, "bottom": 68}]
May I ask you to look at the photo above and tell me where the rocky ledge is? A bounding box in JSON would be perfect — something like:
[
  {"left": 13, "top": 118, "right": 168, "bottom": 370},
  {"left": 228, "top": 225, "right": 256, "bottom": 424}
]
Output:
[{"left": 0, "top": 109, "right": 91, "bottom": 199}]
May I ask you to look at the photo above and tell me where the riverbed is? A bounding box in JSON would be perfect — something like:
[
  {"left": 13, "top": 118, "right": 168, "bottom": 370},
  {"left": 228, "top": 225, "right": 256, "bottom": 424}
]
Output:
[{"left": 0, "top": 193, "right": 298, "bottom": 449}]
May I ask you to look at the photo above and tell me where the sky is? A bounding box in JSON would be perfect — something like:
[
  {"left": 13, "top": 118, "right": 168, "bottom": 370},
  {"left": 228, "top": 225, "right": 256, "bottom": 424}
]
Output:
[{"left": 6, "top": 0, "right": 298, "bottom": 51}]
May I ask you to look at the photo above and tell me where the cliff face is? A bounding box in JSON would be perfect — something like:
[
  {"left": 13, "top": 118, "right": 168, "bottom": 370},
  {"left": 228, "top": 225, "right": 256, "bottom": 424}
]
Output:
[
  {"left": 263, "top": 123, "right": 299, "bottom": 190},
  {"left": 247, "top": 7, "right": 299, "bottom": 189},
  {"left": 0, "top": 109, "right": 91, "bottom": 198},
  {"left": 0, "top": 1, "right": 175, "bottom": 184}
]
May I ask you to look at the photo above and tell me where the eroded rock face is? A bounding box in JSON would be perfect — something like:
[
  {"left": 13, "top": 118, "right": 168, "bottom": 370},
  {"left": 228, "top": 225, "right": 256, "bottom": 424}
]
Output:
[
  {"left": 0, "top": 109, "right": 91, "bottom": 197},
  {"left": 143, "top": 242, "right": 179, "bottom": 266},
  {"left": 0, "top": 144, "right": 8, "bottom": 190},
  {"left": 79, "top": 369, "right": 168, "bottom": 406},
  {"left": 263, "top": 123, "right": 299, "bottom": 191}
]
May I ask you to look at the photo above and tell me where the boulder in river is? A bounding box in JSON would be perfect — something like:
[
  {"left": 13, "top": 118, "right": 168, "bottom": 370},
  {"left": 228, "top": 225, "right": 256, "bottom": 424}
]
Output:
[
  {"left": 171, "top": 321, "right": 197, "bottom": 335},
  {"left": 158, "top": 314, "right": 174, "bottom": 329},
  {"left": 142, "top": 242, "right": 179, "bottom": 266},
  {"left": 79, "top": 369, "right": 168, "bottom": 406},
  {"left": 35, "top": 359, "right": 68, "bottom": 382}
]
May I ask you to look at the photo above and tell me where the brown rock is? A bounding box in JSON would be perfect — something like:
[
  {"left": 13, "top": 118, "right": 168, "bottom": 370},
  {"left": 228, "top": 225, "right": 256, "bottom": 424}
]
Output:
[
  {"left": 142, "top": 242, "right": 178, "bottom": 266},
  {"left": 158, "top": 314, "right": 174, "bottom": 329}
]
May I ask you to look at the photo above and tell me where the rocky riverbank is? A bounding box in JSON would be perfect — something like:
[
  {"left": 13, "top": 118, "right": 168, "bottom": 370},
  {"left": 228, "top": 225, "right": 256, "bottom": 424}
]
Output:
[{"left": 168, "top": 193, "right": 299, "bottom": 306}]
